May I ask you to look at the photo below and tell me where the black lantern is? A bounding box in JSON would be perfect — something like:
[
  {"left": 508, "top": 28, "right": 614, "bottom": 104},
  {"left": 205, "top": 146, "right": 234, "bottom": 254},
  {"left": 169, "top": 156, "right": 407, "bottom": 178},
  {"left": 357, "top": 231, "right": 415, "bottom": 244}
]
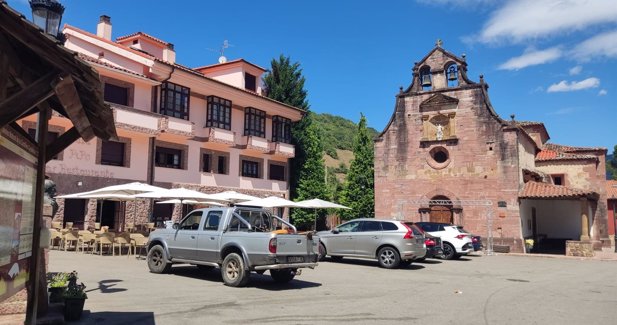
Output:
[{"left": 29, "top": 0, "right": 65, "bottom": 37}]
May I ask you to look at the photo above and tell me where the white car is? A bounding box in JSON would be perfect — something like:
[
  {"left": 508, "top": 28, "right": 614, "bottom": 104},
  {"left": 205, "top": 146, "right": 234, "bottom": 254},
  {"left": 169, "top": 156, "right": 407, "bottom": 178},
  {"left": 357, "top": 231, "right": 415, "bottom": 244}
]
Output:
[{"left": 414, "top": 222, "right": 473, "bottom": 260}]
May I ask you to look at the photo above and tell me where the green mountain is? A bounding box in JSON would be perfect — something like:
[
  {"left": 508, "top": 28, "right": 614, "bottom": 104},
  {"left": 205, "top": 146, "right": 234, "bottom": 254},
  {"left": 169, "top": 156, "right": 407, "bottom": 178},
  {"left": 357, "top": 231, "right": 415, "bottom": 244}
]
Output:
[
  {"left": 313, "top": 113, "right": 379, "bottom": 159},
  {"left": 608, "top": 154, "right": 614, "bottom": 179}
]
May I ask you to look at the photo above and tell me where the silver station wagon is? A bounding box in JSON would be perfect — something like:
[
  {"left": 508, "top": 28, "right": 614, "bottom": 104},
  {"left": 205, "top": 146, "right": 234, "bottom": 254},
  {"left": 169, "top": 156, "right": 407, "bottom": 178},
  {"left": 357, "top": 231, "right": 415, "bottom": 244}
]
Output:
[{"left": 316, "top": 219, "right": 427, "bottom": 268}]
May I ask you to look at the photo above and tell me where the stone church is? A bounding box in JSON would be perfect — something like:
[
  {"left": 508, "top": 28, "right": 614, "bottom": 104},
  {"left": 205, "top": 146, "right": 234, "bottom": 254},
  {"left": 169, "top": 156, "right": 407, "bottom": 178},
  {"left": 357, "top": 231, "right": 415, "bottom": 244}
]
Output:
[{"left": 374, "top": 42, "right": 609, "bottom": 254}]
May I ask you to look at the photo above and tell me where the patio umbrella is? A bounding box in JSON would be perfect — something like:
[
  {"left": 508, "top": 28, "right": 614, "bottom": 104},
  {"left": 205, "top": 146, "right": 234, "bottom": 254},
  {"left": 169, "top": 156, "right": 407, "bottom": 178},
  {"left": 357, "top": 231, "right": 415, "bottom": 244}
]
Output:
[
  {"left": 236, "top": 196, "right": 302, "bottom": 208},
  {"left": 295, "top": 198, "right": 351, "bottom": 231},
  {"left": 155, "top": 199, "right": 226, "bottom": 206},
  {"left": 134, "top": 188, "right": 228, "bottom": 217},
  {"left": 208, "top": 191, "right": 259, "bottom": 204}
]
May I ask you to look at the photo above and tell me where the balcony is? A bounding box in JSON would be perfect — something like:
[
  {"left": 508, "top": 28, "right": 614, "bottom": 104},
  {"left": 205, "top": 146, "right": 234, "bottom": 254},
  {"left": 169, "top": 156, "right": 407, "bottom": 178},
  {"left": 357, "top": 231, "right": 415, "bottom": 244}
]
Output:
[
  {"left": 205, "top": 127, "right": 236, "bottom": 146},
  {"left": 269, "top": 141, "right": 295, "bottom": 158},
  {"left": 236, "top": 135, "right": 270, "bottom": 152},
  {"left": 162, "top": 117, "right": 195, "bottom": 137},
  {"left": 112, "top": 104, "right": 163, "bottom": 135}
]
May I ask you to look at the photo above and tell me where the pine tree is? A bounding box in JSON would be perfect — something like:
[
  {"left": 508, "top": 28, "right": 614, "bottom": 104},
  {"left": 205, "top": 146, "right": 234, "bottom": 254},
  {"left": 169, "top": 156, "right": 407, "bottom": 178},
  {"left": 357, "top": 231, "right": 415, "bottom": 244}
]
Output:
[
  {"left": 340, "top": 114, "right": 375, "bottom": 220},
  {"left": 263, "top": 55, "right": 329, "bottom": 229},
  {"left": 608, "top": 145, "right": 617, "bottom": 180}
]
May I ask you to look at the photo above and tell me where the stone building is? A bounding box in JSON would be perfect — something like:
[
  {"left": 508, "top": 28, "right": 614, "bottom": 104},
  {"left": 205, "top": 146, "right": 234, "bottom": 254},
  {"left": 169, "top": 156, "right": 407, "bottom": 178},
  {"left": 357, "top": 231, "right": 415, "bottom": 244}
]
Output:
[
  {"left": 18, "top": 16, "right": 303, "bottom": 230},
  {"left": 374, "top": 42, "right": 609, "bottom": 253}
]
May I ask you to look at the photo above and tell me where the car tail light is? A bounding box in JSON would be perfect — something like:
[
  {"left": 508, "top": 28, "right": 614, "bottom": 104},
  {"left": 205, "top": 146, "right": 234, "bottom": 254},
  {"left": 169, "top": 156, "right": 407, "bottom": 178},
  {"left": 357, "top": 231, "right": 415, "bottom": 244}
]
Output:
[
  {"left": 402, "top": 223, "right": 414, "bottom": 239},
  {"left": 424, "top": 238, "right": 436, "bottom": 246},
  {"left": 455, "top": 234, "right": 468, "bottom": 239},
  {"left": 268, "top": 237, "right": 277, "bottom": 254}
]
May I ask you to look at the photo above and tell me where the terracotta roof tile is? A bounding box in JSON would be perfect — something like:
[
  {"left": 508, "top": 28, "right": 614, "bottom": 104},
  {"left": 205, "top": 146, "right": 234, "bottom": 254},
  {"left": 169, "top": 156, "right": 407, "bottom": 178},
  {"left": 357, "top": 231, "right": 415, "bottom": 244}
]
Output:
[
  {"left": 516, "top": 121, "right": 544, "bottom": 127},
  {"left": 519, "top": 181, "right": 597, "bottom": 199},
  {"left": 194, "top": 58, "right": 267, "bottom": 72},
  {"left": 543, "top": 143, "right": 606, "bottom": 152},
  {"left": 536, "top": 143, "right": 602, "bottom": 162},
  {"left": 607, "top": 180, "right": 617, "bottom": 199},
  {"left": 63, "top": 24, "right": 155, "bottom": 60},
  {"left": 116, "top": 31, "right": 171, "bottom": 47}
]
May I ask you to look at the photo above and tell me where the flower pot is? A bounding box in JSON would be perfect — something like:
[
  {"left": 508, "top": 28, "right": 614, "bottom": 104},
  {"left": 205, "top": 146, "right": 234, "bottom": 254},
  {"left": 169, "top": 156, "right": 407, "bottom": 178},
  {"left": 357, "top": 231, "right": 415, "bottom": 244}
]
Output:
[
  {"left": 48, "top": 287, "right": 66, "bottom": 303},
  {"left": 63, "top": 297, "right": 86, "bottom": 321}
]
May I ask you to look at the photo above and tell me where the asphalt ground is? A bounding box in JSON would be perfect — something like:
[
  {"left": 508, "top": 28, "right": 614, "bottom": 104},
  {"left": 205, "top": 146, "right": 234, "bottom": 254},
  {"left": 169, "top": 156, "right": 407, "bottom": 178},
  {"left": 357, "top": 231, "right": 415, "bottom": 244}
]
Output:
[{"left": 48, "top": 250, "right": 617, "bottom": 325}]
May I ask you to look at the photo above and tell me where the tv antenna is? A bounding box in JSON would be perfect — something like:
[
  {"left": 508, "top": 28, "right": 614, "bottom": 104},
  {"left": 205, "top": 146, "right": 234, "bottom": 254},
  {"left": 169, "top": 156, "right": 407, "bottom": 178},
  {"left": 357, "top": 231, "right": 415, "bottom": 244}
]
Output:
[{"left": 207, "top": 39, "right": 232, "bottom": 63}]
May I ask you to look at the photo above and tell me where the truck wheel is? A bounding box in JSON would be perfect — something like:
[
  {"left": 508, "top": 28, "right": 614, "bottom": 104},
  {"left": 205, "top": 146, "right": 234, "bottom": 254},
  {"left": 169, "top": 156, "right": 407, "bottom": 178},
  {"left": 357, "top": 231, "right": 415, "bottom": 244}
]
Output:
[
  {"left": 270, "top": 269, "right": 296, "bottom": 283},
  {"left": 147, "top": 245, "right": 171, "bottom": 274},
  {"left": 377, "top": 246, "right": 400, "bottom": 269},
  {"left": 318, "top": 243, "right": 327, "bottom": 261},
  {"left": 221, "top": 253, "right": 250, "bottom": 287}
]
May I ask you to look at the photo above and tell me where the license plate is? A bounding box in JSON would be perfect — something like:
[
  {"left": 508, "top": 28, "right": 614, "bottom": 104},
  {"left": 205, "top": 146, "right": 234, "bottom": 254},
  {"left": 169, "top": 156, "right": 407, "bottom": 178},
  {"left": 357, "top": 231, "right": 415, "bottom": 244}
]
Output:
[{"left": 287, "top": 256, "right": 304, "bottom": 263}]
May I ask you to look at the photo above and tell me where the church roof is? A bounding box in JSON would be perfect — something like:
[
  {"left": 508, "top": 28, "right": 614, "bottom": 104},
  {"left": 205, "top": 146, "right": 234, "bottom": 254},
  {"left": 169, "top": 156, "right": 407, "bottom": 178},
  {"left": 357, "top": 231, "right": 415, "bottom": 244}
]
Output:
[
  {"left": 536, "top": 143, "right": 602, "bottom": 162},
  {"left": 519, "top": 182, "right": 597, "bottom": 199}
]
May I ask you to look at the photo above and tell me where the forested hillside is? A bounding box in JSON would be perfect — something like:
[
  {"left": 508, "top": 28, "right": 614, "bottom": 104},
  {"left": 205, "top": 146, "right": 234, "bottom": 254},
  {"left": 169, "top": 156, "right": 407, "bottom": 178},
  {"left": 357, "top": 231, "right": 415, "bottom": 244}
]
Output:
[{"left": 313, "top": 113, "right": 379, "bottom": 159}]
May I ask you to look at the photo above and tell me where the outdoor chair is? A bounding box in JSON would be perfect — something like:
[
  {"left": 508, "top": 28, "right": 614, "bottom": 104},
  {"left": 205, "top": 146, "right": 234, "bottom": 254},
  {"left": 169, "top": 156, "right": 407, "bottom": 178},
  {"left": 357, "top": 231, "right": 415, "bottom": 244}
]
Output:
[
  {"left": 77, "top": 231, "right": 96, "bottom": 253},
  {"left": 113, "top": 233, "right": 132, "bottom": 256},
  {"left": 65, "top": 222, "right": 74, "bottom": 229},
  {"left": 94, "top": 222, "right": 101, "bottom": 230},
  {"left": 51, "top": 221, "right": 62, "bottom": 230},
  {"left": 125, "top": 222, "right": 135, "bottom": 233},
  {"left": 101, "top": 226, "right": 110, "bottom": 233},
  {"left": 146, "top": 223, "right": 155, "bottom": 233},
  {"left": 129, "top": 233, "right": 148, "bottom": 258},
  {"left": 49, "top": 229, "right": 63, "bottom": 249},
  {"left": 95, "top": 233, "right": 114, "bottom": 255},
  {"left": 62, "top": 231, "right": 79, "bottom": 251}
]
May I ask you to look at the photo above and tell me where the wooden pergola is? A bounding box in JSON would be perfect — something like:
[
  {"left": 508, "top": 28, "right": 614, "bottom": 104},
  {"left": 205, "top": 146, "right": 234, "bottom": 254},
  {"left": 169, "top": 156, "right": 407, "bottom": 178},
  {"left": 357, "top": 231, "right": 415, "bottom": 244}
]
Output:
[{"left": 0, "top": 1, "right": 116, "bottom": 322}]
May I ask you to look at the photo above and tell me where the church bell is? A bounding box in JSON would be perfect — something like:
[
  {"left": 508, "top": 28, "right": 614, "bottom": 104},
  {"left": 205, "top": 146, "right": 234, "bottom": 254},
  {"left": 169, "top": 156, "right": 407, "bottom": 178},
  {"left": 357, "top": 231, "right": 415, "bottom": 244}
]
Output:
[{"left": 421, "top": 74, "right": 432, "bottom": 87}]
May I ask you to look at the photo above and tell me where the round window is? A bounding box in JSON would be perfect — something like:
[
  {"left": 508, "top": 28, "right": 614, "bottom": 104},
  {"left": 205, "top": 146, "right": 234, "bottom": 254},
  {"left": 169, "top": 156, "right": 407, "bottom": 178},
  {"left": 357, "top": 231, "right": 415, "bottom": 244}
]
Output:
[
  {"left": 433, "top": 150, "right": 448, "bottom": 163},
  {"left": 427, "top": 146, "right": 451, "bottom": 169}
]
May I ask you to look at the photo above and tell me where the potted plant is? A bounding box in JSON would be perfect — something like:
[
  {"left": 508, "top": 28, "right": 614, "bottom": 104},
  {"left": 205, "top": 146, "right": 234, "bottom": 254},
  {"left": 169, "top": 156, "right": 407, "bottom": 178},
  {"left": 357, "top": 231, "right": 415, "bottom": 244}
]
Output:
[
  {"left": 47, "top": 272, "right": 69, "bottom": 303},
  {"left": 524, "top": 238, "right": 535, "bottom": 253},
  {"left": 63, "top": 271, "right": 87, "bottom": 321}
]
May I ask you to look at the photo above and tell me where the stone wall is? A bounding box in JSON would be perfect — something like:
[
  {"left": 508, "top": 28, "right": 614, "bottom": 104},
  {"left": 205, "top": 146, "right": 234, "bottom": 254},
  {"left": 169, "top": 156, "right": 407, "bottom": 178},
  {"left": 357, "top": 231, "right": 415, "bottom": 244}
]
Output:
[{"left": 565, "top": 240, "right": 594, "bottom": 257}]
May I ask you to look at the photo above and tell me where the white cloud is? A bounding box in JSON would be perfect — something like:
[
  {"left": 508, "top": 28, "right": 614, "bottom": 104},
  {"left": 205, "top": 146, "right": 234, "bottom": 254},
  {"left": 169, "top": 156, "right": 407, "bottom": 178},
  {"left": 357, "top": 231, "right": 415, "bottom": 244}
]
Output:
[
  {"left": 571, "top": 30, "right": 617, "bottom": 61},
  {"left": 598, "top": 89, "right": 608, "bottom": 96},
  {"left": 478, "top": 0, "right": 617, "bottom": 44},
  {"left": 416, "top": 0, "right": 498, "bottom": 6},
  {"left": 498, "top": 47, "right": 561, "bottom": 70},
  {"left": 568, "top": 66, "right": 582, "bottom": 75},
  {"left": 547, "top": 77, "right": 600, "bottom": 93},
  {"left": 546, "top": 107, "right": 577, "bottom": 115}
]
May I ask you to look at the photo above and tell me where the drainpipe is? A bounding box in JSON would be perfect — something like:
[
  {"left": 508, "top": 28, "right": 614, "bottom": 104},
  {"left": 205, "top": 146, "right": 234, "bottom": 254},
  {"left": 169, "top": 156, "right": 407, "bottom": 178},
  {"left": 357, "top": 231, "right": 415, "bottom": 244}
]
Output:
[{"left": 613, "top": 198, "right": 616, "bottom": 253}]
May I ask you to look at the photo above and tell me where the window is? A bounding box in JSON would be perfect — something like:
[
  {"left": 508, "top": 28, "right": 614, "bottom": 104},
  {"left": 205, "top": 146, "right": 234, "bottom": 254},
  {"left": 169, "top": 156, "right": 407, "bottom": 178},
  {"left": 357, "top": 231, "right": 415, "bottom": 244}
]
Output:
[
  {"left": 552, "top": 174, "right": 564, "bottom": 186},
  {"left": 217, "top": 156, "right": 227, "bottom": 174},
  {"left": 361, "top": 221, "right": 381, "bottom": 232},
  {"left": 206, "top": 96, "right": 231, "bottom": 130},
  {"left": 244, "top": 107, "right": 266, "bottom": 138},
  {"left": 446, "top": 63, "right": 459, "bottom": 88},
  {"left": 245, "top": 73, "right": 256, "bottom": 92},
  {"left": 155, "top": 146, "right": 182, "bottom": 169},
  {"left": 104, "top": 83, "right": 129, "bottom": 106},
  {"left": 337, "top": 221, "right": 361, "bottom": 232},
  {"left": 160, "top": 82, "right": 190, "bottom": 120},
  {"left": 27, "top": 129, "right": 59, "bottom": 159},
  {"left": 101, "top": 140, "right": 125, "bottom": 166},
  {"left": 179, "top": 211, "right": 203, "bottom": 230},
  {"left": 269, "top": 164, "right": 285, "bottom": 181},
  {"left": 203, "top": 211, "right": 222, "bottom": 231},
  {"left": 382, "top": 222, "right": 399, "bottom": 231},
  {"left": 242, "top": 160, "right": 260, "bottom": 178},
  {"left": 419, "top": 66, "right": 432, "bottom": 91},
  {"left": 272, "top": 116, "right": 291, "bottom": 143},
  {"left": 202, "top": 153, "right": 211, "bottom": 172}
]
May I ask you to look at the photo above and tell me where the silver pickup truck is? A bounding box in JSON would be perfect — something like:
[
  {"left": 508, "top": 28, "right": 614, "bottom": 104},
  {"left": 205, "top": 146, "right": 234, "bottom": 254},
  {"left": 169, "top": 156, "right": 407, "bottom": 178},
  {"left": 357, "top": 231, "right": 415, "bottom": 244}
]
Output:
[{"left": 146, "top": 207, "right": 319, "bottom": 287}]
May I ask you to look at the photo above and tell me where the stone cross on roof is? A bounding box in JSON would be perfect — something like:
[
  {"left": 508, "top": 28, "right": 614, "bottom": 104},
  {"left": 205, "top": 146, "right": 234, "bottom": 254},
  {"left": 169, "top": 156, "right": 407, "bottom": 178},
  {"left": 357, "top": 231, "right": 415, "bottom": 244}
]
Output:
[{"left": 436, "top": 39, "right": 443, "bottom": 47}]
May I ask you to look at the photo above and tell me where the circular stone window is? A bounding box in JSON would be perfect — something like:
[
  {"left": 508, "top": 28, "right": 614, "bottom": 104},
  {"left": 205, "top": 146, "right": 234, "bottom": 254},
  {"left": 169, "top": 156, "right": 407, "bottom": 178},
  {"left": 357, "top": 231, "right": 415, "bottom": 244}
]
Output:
[{"left": 427, "top": 146, "right": 451, "bottom": 169}]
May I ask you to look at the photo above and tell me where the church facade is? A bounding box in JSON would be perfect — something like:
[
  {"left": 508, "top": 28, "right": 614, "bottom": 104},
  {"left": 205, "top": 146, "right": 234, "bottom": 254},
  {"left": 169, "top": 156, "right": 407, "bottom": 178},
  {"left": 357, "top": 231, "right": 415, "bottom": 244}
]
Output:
[{"left": 374, "top": 43, "right": 609, "bottom": 253}]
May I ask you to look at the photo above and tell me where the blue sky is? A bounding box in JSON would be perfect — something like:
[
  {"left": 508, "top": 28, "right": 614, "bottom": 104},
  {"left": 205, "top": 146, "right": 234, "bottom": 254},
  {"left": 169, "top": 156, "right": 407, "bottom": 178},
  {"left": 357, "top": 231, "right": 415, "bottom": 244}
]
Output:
[{"left": 10, "top": 0, "right": 616, "bottom": 151}]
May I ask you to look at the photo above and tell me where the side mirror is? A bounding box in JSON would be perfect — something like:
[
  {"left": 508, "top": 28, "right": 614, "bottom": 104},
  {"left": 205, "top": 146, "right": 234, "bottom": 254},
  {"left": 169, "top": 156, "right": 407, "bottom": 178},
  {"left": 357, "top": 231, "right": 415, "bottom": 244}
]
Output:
[
  {"left": 331, "top": 229, "right": 339, "bottom": 234},
  {"left": 172, "top": 223, "right": 179, "bottom": 230}
]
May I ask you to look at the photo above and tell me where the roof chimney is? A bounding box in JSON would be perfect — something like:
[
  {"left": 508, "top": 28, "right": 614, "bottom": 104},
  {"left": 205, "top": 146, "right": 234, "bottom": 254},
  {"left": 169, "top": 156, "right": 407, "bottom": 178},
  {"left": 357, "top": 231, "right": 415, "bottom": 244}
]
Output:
[
  {"left": 96, "top": 15, "right": 112, "bottom": 40},
  {"left": 163, "top": 43, "right": 176, "bottom": 64}
]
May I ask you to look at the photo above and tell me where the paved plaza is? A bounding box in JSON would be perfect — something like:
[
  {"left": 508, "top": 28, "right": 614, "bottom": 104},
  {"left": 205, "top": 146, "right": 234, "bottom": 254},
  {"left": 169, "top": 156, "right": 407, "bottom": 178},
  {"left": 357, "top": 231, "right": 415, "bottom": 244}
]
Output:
[{"left": 47, "top": 250, "right": 617, "bottom": 325}]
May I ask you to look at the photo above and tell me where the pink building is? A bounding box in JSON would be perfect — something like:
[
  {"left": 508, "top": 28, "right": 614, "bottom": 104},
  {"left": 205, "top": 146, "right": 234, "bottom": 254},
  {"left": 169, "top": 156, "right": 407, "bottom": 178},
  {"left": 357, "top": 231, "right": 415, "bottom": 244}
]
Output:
[{"left": 19, "top": 16, "right": 303, "bottom": 229}]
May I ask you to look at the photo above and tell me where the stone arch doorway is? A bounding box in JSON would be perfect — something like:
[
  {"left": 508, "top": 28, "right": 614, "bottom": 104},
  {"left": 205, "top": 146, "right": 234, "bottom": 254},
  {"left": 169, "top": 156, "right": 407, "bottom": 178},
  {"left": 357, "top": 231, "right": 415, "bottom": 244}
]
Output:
[{"left": 430, "top": 195, "right": 453, "bottom": 223}]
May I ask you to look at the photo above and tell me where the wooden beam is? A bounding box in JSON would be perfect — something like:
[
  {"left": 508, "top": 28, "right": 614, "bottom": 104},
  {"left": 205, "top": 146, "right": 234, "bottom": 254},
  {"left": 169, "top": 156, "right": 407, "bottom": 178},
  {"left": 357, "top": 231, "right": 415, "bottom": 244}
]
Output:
[
  {"left": 52, "top": 74, "right": 95, "bottom": 141},
  {"left": 0, "top": 53, "right": 8, "bottom": 101},
  {"left": 0, "top": 70, "right": 57, "bottom": 128},
  {"left": 46, "top": 126, "right": 80, "bottom": 162}
]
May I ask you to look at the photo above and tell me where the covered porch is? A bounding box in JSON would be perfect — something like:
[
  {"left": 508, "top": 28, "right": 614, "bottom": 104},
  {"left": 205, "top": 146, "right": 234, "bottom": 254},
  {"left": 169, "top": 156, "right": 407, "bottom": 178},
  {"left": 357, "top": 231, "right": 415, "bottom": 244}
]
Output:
[{"left": 519, "top": 182, "right": 599, "bottom": 255}]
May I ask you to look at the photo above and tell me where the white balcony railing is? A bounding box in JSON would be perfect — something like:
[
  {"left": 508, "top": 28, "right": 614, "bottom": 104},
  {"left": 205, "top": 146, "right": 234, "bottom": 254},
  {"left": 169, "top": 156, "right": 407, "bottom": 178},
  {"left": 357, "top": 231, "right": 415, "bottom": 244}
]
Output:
[
  {"left": 269, "top": 142, "right": 295, "bottom": 158},
  {"left": 206, "top": 127, "right": 236, "bottom": 145},
  {"left": 112, "top": 105, "right": 162, "bottom": 135}
]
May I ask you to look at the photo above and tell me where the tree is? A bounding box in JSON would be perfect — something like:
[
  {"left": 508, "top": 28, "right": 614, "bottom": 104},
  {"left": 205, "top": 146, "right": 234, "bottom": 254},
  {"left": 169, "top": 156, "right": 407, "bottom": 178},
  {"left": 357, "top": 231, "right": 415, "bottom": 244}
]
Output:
[
  {"left": 263, "top": 55, "right": 329, "bottom": 229},
  {"left": 340, "top": 114, "right": 375, "bottom": 220},
  {"left": 607, "top": 145, "right": 617, "bottom": 180}
]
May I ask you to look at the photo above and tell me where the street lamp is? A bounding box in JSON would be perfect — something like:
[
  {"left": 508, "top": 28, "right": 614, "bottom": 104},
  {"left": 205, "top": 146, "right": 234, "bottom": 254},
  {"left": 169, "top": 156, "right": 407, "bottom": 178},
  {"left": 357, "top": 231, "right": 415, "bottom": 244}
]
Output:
[{"left": 29, "top": 0, "right": 65, "bottom": 38}]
